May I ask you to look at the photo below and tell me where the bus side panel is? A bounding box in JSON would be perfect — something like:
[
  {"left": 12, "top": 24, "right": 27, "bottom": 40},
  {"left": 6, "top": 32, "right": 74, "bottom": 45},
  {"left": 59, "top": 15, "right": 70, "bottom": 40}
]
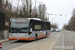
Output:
[
  {"left": 31, "top": 30, "right": 51, "bottom": 39},
  {"left": 29, "top": 36, "right": 35, "bottom": 41},
  {"left": 8, "top": 30, "right": 51, "bottom": 41}
]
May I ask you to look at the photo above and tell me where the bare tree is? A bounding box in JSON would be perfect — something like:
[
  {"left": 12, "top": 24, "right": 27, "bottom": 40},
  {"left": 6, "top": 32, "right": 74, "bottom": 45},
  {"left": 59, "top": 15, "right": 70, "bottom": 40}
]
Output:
[
  {"left": 38, "top": 4, "right": 41, "bottom": 18},
  {"left": 21, "top": 0, "right": 30, "bottom": 18},
  {"left": 26, "top": 0, "right": 28, "bottom": 17},
  {"left": 16, "top": 0, "right": 19, "bottom": 18},
  {"left": 0, "top": 0, "right": 4, "bottom": 11},
  {"left": 72, "top": 9, "right": 75, "bottom": 17},
  {"left": 38, "top": 4, "right": 46, "bottom": 20},
  {"left": 29, "top": 0, "right": 32, "bottom": 18},
  {"left": 41, "top": 4, "right": 46, "bottom": 20},
  {"left": 67, "top": 9, "right": 75, "bottom": 30}
]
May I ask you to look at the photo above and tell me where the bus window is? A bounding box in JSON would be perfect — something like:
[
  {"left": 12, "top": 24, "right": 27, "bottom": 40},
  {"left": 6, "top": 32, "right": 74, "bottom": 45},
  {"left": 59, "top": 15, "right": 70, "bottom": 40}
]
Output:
[
  {"left": 45, "top": 22, "right": 50, "bottom": 30},
  {"left": 34, "top": 25, "right": 41, "bottom": 30},
  {"left": 41, "top": 22, "right": 45, "bottom": 30}
]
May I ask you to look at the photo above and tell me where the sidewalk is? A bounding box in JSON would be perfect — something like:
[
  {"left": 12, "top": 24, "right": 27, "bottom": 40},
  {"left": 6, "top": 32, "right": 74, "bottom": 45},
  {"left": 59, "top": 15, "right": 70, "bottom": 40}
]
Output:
[{"left": 0, "top": 39, "right": 9, "bottom": 43}]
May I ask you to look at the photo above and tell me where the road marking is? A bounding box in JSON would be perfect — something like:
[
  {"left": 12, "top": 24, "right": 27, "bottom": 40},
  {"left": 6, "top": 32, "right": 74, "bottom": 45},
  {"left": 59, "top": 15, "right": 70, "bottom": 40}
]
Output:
[
  {"left": 11, "top": 32, "right": 58, "bottom": 50},
  {"left": 40, "top": 33, "right": 60, "bottom": 50},
  {"left": 2, "top": 40, "right": 17, "bottom": 44},
  {"left": 11, "top": 33, "right": 56, "bottom": 50},
  {"left": 11, "top": 42, "right": 34, "bottom": 50},
  {"left": 62, "top": 32, "right": 64, "bottom": 50},
  {"left": 37, "top": 33, "right": 59, "bottom": 50},
  {"left": 67, "top": 33, "right": 75, "bottom": 42},
  {"left": 2, "top": 40, "right": 19, "bottom": 47},
  {"left": 49, "top": 32, "right": 61, "bottom": 50}
]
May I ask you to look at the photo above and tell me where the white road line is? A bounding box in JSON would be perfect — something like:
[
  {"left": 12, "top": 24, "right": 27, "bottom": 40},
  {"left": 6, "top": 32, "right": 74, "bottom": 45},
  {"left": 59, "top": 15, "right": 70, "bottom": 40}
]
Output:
[
  {"left": 11, "top": 42, "right": 34, "bottom": 50},
  {"left": 48, "top": 32, "right": 61, "bottom": 50},
  {"left": 2, "top": 40, "right": 17, "bottom": 44},
  {"left": 11, "top": 33, "right": 58, "bottom": 50},
  {"left": 62, "top": 32, "right": 64, "bottom": 50},
  {"left": 11, "top": 33, "right": 57, "bottom": 50},
  {"left": 40, "top": 33, "right": 60, "bottom": 50},
  {"left": 67, "top": 33, "right": 75, "bottom": 42}
]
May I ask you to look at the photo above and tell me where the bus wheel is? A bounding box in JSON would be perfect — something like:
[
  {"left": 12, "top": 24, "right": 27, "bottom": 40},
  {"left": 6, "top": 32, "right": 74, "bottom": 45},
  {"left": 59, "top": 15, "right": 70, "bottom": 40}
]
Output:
[
  {"left": 46, "top": 32, "right": 48, "bottom": 38},
  {"left": 35, "top": 34, "right": 37, "bottom": 40}
]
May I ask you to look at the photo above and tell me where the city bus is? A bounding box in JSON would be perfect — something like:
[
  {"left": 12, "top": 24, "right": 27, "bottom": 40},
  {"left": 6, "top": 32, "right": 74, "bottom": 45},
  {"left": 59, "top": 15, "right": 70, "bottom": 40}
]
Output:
[{"left": 8, "top": 18, "right": 51, "bottom": 41}]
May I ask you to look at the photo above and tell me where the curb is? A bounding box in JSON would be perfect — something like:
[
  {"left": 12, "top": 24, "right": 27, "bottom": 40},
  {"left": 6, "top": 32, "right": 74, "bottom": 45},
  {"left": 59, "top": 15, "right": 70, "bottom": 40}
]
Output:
[{"left": 0, "top": 39, "right": 11, "bottom": 43}]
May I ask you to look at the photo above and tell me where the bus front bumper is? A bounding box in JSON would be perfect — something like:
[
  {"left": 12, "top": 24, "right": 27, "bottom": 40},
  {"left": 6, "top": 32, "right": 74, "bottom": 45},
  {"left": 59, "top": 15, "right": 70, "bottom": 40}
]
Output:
[
  {"left": 9, "top": 37, "right": 30, "bottom": 40},
  {"left": 8, "top": 37, "right": 35, "bottom": 41}
]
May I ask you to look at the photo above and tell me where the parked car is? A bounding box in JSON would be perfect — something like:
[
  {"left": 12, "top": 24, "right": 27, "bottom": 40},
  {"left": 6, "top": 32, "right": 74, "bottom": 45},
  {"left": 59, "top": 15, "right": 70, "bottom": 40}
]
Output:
[
  {"left": 55, "top": 29, "right": 60, "bottom": 32},
  {"left": 51, "top": 28, "right": 55, "bottom": 32}
]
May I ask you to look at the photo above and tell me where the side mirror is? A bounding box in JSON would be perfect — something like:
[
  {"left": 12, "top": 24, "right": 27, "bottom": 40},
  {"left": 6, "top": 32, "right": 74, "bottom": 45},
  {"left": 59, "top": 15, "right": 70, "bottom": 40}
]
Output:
[{"left": 30, "top": 28, "right": 32, "bottom": 32}]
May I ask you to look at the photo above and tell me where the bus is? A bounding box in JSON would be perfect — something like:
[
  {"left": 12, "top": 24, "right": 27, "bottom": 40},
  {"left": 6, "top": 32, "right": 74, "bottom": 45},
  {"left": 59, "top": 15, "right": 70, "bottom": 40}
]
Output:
[{"left": 8, "top": 18, "right": 51, "bottom": 41}]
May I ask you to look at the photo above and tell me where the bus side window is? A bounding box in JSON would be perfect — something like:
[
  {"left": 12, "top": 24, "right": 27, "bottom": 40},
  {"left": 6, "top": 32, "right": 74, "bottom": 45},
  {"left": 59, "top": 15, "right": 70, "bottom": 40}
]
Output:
[{"left": 42, "top": 23, "right": 45, "bottom": 30}]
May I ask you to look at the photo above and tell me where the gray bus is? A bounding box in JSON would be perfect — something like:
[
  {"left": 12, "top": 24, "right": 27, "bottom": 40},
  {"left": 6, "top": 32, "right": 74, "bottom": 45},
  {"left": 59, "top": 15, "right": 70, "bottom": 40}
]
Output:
[{"left": 8, "top": 18, "right": 51, "bottom": 41}]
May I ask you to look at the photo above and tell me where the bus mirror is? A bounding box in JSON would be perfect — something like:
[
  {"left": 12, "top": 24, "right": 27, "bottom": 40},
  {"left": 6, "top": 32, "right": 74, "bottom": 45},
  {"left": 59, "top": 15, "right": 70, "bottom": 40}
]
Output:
[{"left": 30, "top": 28, "right": 32, "bottom": 32}]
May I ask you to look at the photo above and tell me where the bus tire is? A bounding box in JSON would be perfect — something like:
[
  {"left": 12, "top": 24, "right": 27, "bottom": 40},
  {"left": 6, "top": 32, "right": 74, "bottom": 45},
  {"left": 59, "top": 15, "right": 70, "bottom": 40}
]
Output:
[
  {"left": 46, "top": 32, "right": 48, "bottom": 38},
  {"left": 35, "top": 34, "right": 37, "bottom": 40}
]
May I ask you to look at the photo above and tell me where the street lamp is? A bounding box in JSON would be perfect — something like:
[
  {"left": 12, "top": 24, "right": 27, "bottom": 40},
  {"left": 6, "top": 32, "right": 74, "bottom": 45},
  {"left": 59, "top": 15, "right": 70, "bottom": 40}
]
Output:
[
  {"left": 45, "top": 13, "right": 53, "bottom": 21},
  {"left": 48, "top": 13, "right": 66, "bottom": 17},
  {"left": 52, "top": 18, "right": 55, "bottom": 28}
]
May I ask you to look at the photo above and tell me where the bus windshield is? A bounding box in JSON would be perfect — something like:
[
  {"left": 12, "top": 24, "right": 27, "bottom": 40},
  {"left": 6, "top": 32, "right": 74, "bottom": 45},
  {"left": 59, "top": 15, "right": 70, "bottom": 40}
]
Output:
[
  {"left": 11, "top": 22, "right": 28, "bottom": 28},
  {"left": 9, "top": 19, "right": 29, "bottom": 33}
]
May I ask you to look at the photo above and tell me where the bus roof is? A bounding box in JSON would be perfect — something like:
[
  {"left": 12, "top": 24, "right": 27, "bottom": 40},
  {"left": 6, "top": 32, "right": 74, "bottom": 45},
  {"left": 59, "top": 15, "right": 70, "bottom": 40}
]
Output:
[
  {"left": 10, "top": 18, "right": 41, "bottom": 20},
  {"left": 10, "top": 18, "right": 50, "bottom": 23},
  {"left": 28, "top": 18, "right": 41, "bottom": 20}
]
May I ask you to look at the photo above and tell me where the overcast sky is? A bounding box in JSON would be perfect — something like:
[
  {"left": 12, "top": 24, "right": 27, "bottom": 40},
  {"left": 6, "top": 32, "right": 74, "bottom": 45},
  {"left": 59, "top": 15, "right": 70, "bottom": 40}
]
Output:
[
  {"left": 9, "top": 0, "right": 75, "bottom": 29},
  {"left": 35, "top": 0, "right": 75, "bottom": 29}
]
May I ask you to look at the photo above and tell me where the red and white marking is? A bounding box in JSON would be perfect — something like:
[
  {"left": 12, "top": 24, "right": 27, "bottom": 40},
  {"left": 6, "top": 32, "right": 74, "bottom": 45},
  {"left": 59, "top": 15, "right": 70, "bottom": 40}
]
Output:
[{"left": 0, "top": 43, "right": 2, "bottom": 50}]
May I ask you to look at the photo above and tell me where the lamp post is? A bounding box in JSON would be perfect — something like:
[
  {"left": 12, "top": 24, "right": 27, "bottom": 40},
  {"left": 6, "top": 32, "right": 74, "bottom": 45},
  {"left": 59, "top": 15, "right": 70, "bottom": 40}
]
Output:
[
  {"left": 52, "top": 18, "right": 55, "bottom": 28},
  {"left": 45, "top": 13, "right": 52, "bottom": 21}
]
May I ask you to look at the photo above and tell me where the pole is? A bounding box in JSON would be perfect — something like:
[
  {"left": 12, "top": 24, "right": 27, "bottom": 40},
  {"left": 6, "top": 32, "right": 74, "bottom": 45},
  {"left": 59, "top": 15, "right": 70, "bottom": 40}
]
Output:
[
  {"left": 0, "top": 0, "right": 1, "bottom": 6},
  {"left": 52, "top": 18, "right": 55, "bottom": 28},
  {"left": 39, "top": 4, "right": 41, "bottom": 19},
  {"left": 52, "top": 18, "right": 53, "bottom": 28},
  {"left": 52, "top": 18, "right": 54, "bottom": 28},
  {"left": 48, "top": 14, "right": 49, "bottom": 21}
]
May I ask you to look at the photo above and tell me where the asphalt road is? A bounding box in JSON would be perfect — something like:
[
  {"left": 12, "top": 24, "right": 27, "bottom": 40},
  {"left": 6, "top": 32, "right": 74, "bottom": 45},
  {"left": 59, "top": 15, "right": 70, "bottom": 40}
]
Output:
[{"left": 2, "top": 31, "right": 75, "bottom": 50}]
